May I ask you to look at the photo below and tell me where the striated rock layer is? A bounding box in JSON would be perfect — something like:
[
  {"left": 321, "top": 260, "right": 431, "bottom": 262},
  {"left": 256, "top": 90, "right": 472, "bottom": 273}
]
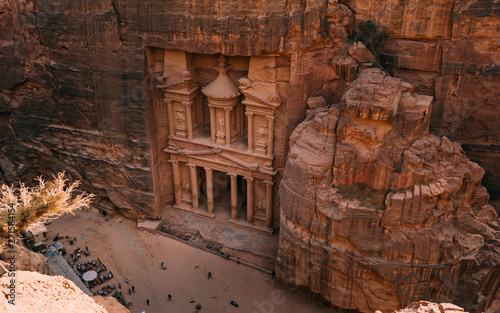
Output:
[{"left": 277, "top": 69, "right": 500, "bottom": 313}]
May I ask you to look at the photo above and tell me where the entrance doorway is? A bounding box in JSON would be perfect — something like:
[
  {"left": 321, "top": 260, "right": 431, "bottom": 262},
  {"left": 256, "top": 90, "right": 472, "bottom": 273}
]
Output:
[{"left": 208, "top": 170, "right": 246, "bottom": 220}]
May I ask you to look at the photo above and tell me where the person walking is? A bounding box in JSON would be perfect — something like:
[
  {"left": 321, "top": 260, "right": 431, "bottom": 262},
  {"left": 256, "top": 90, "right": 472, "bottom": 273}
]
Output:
[
  {"left": 147, "top": 299, "right": 149, "bottom": 305},
  {"left": 132, "top": 286, "right": 135, "bottom": 293},
  {"left": 168, "top": 294, "right": 171, "bottom": 301},
  {"left": 208, "top": 272, "right": 212, "bottom": 279}
]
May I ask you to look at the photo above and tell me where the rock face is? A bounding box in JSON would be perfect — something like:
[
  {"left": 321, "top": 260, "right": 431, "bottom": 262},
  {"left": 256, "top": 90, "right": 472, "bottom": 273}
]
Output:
[
  {"left": 345, "top": 0, "right": 500, "bottom": 199},
  {"left": 0, "top": 0, "right": 498, "bottom": 219},
  {"left": 0, "top": 244, "right": 52, "bottom": 277},
  {"left": 0, "top": 271, "right": 130, "bottom": 313},
  {"left": 277, "top": 69, "right": 500, "bottom": 313}
]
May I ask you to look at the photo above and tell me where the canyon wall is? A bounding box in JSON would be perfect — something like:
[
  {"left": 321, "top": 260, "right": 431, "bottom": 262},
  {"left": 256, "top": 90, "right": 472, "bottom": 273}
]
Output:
[
  {"left": 277, "top": 69, "right": 500, "bottom": 313},
  {"left": 0, "top": 0, "right": 351, "bottom": 219},
  {"left": 344, "top": 0, "right": 500, "bottom": 199},
  {"left": 0, "top": 0, "right": 498, "bottom": 218}
]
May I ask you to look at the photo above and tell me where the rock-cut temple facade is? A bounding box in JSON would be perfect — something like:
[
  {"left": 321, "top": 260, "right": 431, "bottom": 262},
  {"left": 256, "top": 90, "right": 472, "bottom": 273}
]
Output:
[{"left": 146, "top": 50, "right": 287, "bottom": 232}]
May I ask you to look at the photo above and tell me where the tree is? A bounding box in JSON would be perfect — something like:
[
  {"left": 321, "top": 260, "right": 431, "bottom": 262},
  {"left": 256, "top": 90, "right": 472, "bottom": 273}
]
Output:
[{"left": 0, "top": 172, "right": 94, "bottom": 245}]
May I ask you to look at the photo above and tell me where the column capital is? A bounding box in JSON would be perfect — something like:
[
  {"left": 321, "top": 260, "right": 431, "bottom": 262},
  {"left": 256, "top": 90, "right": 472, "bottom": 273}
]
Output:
[
  {"left": 164, "top": 99, "right": 172, "bottom": 104},
  {"left": 224, "top": 107, "right": 232, "bottom": 112},
  {"left": 204, "top": 167, "right": 213, "bottom": 172},
  {"left": 187, "top": 163, "right": 197, "bottom": 169},
  {"left": 182, "top": 101, "right": 191, "bottom": 106},
  {"left": 265, "top": 115, "right": 275, "bottom": 121},
  {"left": 228, "top": 173, "right": 238, "bottom": 178},
  {"left": 263, "top": 180, "right": 274, "bottom": 186},
  {"left": 245, "top": 112, "right": 254, "bottom": 117},
  {"left": 169, "top": 159, "right": 179, "bottom": 164},
  {"left": 244, "top": 176, "right": 254, "bottom": 182}
]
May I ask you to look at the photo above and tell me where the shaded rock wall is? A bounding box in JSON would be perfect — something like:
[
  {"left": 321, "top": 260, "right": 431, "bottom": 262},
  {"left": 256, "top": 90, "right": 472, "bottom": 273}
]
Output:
[{"left": 277, "top": 69, "right": 500, "bottom": 313}]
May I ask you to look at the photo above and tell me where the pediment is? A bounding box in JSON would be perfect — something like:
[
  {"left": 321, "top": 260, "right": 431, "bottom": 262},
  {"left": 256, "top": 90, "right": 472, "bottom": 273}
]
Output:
[
  {"left": 241, "top": 90, "right": 281, "bottom": 109},
  {"left": 160, "top": 81, "right": 199, "bottom": 95}
]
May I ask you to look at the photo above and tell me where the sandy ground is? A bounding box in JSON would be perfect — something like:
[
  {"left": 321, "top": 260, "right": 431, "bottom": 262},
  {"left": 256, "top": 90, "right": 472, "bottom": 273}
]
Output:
[{"left": 44, "top": 209, "right": 335, "bottom": 313}]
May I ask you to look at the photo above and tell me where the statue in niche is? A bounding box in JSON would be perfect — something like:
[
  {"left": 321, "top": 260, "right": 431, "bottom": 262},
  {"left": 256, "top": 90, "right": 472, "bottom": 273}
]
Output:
[
  {"left": 256, "top": 124, "right": 268, "bottom": 142},
  {"left": 256, "top": 199, "right": 266, "bottom": 210},
  {"left": 217, "top": 115, "right": 225, "bottom": 133},
  {"left": 175, "top": 111, "right": 186, "bottom": 126},
  {"left": 182, "top": 180, "right": 191, "bottom": 191}
]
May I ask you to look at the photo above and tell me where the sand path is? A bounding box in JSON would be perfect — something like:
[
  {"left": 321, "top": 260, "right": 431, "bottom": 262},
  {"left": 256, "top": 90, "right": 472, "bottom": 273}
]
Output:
[{"left": 45, "top": 209, "right": 334, "bottom": 313}]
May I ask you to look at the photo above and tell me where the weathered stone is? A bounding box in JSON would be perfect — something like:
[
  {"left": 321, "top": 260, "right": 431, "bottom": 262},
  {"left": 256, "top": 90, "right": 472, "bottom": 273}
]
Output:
[
  {"left": 348, "top": 41, "right": 375, "bottom": 63},
  {"left": 278, "top": 69, "right": 500, "bottom": 313}
]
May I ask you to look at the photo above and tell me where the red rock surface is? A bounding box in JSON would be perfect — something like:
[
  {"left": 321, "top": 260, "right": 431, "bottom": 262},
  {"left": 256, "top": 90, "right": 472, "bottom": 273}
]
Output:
[
  {"left": 277, "top": 69, "right": 500, "bottom": 313},
  {"left": 0, "top": 0, "right": 498, "bottom": 216}
]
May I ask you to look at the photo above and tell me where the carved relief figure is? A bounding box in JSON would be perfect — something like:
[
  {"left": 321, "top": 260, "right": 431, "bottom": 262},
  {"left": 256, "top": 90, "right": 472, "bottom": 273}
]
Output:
[
  {"left": 256, "top": 199, "right": 266, "bottom": 210},
  {"left": 256, "top": 124, "right": 268, "bottom": 142},
  {"left": 217, "top": 115, "right": 225, "bottom": 133},
  {"left": 181, "top": 180, "right": 191, "bottom": 191},
  {"left": 176, "top": 111, "right": 186, "bottom": 126}
]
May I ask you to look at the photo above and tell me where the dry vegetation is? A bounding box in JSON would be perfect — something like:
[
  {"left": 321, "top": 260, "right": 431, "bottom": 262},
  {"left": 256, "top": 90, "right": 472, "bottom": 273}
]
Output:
[{"left": 0, "top": 172, "right": 94, "bottom": 244}]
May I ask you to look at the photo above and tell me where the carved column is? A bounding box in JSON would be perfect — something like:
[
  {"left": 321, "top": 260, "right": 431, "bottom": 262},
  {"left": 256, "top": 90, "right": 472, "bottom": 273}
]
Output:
[
  {"left": 247, "top": 113, "right": 254, "bottom": 152},
  {"left": 245, "top": 177, "right": 254, "bottom": 224},
  {"left": 266, "top": 116, "right": 274, "bottom": 156},
  {"left": 205, "top": 168, "right": 214, "bottom": 214},
  {"left": 188, "top": 164, "right": 199, "bottom": 210},
  {"left": 170, "top": 160, "right": 182, "bottom": 206},
  {"left": 166, "top": 100, "right": 175, "bottom": 137},
  {"left": 229, "top": 174, "right": 238, "bottom": 220},
  {"left": 185, "top": 102, "right": 194, "bottom": 140},
  {"left": 210, "top": 106, "right": 216, "bottom": 143},
  {"left": 264, "top": 180, "right": 273, "bottom": 228},
  {"left": 225, "top": 108, "right": 231, "bottom": 146}
]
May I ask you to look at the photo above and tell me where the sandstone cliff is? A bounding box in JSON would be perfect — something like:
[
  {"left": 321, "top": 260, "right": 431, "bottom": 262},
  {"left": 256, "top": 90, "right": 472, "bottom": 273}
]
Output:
[
  {"left": 277, "top": 69, "right": 500, "bottom": 313},
  {"left": 0, "top": 0, "right": 498, "bottom": 219}
]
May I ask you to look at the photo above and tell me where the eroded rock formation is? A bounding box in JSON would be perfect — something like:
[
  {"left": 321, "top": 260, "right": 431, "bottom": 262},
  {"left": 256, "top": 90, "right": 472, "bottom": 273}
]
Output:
[{"left": 277, "top": 69, "right": 500, "bottom": 313}]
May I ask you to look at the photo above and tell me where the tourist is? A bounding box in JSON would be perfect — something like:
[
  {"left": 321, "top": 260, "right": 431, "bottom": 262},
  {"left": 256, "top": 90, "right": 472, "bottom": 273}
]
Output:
[
  {"left": 237, "top": 258, "right": 240, "bottom": 264},
  {"left": 168, "top": 294, "right": 171, "bottom": 301},
  {"left": 128, "top": 288, "right": 131, "bottom": 295},
  {"left": 147, "top": 299, "right": 149, "bottom": 305},
  {"left": 208, "top": 272, "right": 212, "bottom": 279},
  {"left": 230, "top": 300, "right": 239, "bottom": 307},
  {"left": 85, "top": 245, "right": 88, "bottom": 251},
  {"left": 132, "top": 286, "right": 135, "bottom": 293},
  {"left": 118, "top": 283, "right": 122, "bottom": 290},
  {"left": 126, "top": 278, "right": 129, "bottom": 284}
]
